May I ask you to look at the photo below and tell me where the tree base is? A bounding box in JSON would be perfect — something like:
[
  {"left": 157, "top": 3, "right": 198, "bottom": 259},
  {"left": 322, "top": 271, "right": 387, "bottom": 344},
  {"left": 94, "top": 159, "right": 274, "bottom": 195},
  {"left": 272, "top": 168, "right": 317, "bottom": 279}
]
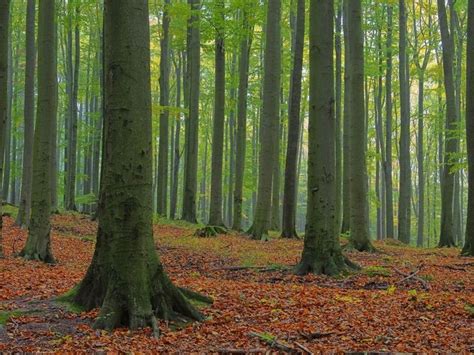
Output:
[
  {"left": 344, "top": 240, "right": 377, "bottom": 253},
  {"left": 295, "top": 254, "right": 359, "bottom": 276},
  {"left": 246, "top": 224, "right": 270, "bottom": 241},
  {"left": 195, "top": 225, "right": 227, "bottom": 238}
]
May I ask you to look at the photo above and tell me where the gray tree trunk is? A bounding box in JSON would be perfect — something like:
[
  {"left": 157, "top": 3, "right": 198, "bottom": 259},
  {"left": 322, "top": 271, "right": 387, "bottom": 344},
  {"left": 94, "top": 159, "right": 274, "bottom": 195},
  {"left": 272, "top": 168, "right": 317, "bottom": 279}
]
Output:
[{"left": 20, "top": 0, "right": 57, "bottom": 263}]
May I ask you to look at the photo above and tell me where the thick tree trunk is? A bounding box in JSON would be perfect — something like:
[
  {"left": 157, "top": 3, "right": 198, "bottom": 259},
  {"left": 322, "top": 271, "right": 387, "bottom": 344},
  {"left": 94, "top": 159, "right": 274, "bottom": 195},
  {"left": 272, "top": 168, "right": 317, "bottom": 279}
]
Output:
[
  {"left": 74, "top": 0, "right": 206, "bottom": 330},
  {"left": 438, "top": 0, "right": 457, "bottom": 247},
  {"left": 208, "top": 0, "right": 225, "bottom": 227},
  {"left": 346, "top": 0, "right": 374, "bottom": 252},
  {"left": 232, "top": 10, "right": 252, "bottom": 231},
  {"left": 334, "top": 2, "right": 342, "bottom": 238},
  {"left": 463, "top": 0, "right": 474, "bottom": 256},
  {"left": 247, "top": 0, "right": 281, "bottom": 240},
  {"left": 296, "top": 0, "right": 353, "bottom": 275},
  {"left": 157, "top": 0, "right": 170, "bottom": 216},
  {"left": 20, "top": 0, "right": 56, "bottom": 263},
  {"left": 2, "top": 40, "right": 12, "bottom": 203},
  {"left": 282, "top": 0, "right": 304, "bottom": 239},
  {"left": 181, "top": 0, "right": 201, "bottom": 223}
]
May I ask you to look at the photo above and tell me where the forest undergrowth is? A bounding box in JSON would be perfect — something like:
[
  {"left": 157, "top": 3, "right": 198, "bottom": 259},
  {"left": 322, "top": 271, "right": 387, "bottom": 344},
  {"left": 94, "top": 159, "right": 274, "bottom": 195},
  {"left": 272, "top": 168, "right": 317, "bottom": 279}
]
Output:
[{"left": 0, "top": 212, "right": 472, "bottom": 352}]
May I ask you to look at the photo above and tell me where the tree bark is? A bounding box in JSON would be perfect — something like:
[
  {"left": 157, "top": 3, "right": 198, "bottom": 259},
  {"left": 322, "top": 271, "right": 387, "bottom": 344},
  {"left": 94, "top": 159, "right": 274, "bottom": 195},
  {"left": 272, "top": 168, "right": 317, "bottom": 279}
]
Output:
[
  {"left": 463, "top": 0, "right": 474, "bottom": 256},
  {"left": 247, "top": 0, "right": 281, "bottom": 240},
  {"left": 74, "top": 0, "right": 206, "bottom": 330},
  {"left": 208, "top": 0, "right": 225, "bottom": 227},
  {"left": 346, "top": 0, "right": 374, "bottom": 252},
  {"left": 181, "top": 0, "right": 201, "bottom": 223},
  {"left": 157, "top": 0, "right": 170, "bottom": 216},
  {"left": 282, "top": 0, "right": 305, "bottom": 239},
  {"left": 20, "top": 0, "right": 57, "bottom": 263}
]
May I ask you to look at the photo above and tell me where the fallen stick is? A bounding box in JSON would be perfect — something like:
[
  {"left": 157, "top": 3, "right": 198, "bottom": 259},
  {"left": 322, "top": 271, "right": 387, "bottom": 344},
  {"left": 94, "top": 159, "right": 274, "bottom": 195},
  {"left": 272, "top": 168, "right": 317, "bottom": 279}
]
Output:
[
  {"left": 294, "top": 342, "right": 314, "bottom": 355},
  {"left": 248, "top": 332, "right": 295, "bottom": 352},
  {"left": 393, "top": 266, "right": 430, "bottom": 290},
  {"left": 215, "top": 265, "right": 291, "bottom": 272},
  {"left": 217, "top": 349, "right": 266, "bottom": 354}
]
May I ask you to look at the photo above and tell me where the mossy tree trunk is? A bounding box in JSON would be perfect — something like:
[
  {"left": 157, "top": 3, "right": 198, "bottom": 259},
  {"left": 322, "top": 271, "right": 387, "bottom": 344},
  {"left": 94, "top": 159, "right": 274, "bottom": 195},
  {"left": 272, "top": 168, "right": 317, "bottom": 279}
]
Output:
[
  {"left": 0, "top": 0, "right": 10, "bottom": 257},
  {"left": 16, "top": 0, "right": 36, "bottom": 228},
  {"left": 296, "top": 0, "right": 353, "bottom": 276},
  {"left": 346, "top": 0, "right": 374, "bottom": 252},
  {"left": 74, "top": 0, "right": 205, "bottom": 330},
  {"left": 463, "top": 0, "right": 474, "bottom": 257},
  {"left": 20, "top": 0, "right": 56, "bottom": 264},
  {"left": 247, "top": 0, "right": 281, "bottom": 240},
  {"left": 282, "top": 0, "right": 305, "bottom": 239}
]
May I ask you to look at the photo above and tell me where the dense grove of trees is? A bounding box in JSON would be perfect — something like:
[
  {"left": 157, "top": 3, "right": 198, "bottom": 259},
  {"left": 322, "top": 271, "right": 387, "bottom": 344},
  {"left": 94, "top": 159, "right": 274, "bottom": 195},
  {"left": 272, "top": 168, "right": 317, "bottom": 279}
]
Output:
[{"left": 0, "top": 0, "right": 473, "bottom": 329}]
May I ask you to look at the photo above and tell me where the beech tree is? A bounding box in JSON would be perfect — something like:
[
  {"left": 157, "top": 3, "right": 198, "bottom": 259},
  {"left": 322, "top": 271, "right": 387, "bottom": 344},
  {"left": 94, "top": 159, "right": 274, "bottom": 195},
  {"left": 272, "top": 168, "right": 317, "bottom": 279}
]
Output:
[
  {"left": 73, "top": 0, "right": 208, "bottom": 331},
  {"left": 20, "top": 0, "right": 57, "bottom": 263}
]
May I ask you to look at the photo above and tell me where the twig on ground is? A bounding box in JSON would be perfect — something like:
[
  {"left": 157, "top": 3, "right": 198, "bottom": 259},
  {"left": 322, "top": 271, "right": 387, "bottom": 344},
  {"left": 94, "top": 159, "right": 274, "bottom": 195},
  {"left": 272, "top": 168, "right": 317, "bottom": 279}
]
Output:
[
  {"left": 294, "top": 341, "right": 314, "bottom": 354},
  {"left": 217, "top": 349, "right": 266, "bottom": 354},
  {"left": 393, "top": 265, "right": 430, "bottom": 290},
  {"left": 248, "top": 331, "right": 295, "bottom": 352}
]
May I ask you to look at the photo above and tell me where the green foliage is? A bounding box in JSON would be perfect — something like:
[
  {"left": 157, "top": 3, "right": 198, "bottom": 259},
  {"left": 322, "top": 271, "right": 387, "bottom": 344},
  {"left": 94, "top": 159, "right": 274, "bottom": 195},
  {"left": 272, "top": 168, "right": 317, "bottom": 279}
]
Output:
[{"left": 363, "top": 265, "right": 392, "bottom": 277}]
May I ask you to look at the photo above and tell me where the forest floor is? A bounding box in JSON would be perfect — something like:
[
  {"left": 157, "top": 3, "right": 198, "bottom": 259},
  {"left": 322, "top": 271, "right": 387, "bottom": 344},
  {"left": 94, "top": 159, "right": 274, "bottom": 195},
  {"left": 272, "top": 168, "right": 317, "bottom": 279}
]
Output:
[{"left": 0, "top": 211, "right": 473, "bottom": 353}]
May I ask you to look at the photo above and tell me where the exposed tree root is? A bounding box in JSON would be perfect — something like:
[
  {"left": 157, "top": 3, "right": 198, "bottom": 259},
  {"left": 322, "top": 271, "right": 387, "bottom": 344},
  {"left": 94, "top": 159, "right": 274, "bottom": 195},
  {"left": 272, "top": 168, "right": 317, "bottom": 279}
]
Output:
[
  {"left": 195, "top": 225, "right": 227, "bottom": 238},
  {"left": 294, "top": 254, "right": 358, "bottom": 276},
  {"left": 343, "top": 240, "right": 377, "bottom": 253},
  {"left": 19, "top": 248, "right": 55, "bottom": 264}
]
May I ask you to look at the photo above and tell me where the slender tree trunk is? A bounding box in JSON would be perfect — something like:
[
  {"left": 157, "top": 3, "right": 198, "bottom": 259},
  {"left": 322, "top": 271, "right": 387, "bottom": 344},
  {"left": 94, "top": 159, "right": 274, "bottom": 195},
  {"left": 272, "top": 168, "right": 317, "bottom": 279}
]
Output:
[
  {"left": 17, "top": 0, "right": 36, "bottom": 227},
  {"left": 282, "top": 0, "right": 305, "bottom": 238},
  {"left": 20, "top": 0, "right": 57, "bottom": 263},
  {"left": 182, "top": 0, "right": 200, "bottom": 223},
  {"left": 0, "top": 0, "right": 10, "bottom": 257},
  {"left": 247, "top": 0, "right": 281, "bottom": 240},
  {"left": 208, "top": 0, "right": 225, "bottom": 227},
  {"left": 2, "top": 39, "right": 12, "bottom": 202},
  {"left": 346, "top": 0, "right": 374, "bottom": 252},
  {"left": 170, "top": 53, "right": 182, "bottom": 220},
  {"left": 157, "top": 0, "right": 170, "bottom": 216},
  {"left": 438, "top": 0, "right": 457, "bottom": 247},
  {"left": 232, "top": 10, "right": 252, "bottom": 231},
  {"left": 463, "top": 0, "right": 474, "bottom": 256}
]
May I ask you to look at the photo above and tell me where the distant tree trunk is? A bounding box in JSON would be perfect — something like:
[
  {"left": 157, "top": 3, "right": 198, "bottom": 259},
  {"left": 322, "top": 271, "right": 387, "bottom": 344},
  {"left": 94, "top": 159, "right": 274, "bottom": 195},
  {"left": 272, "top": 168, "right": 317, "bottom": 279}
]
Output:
[
  {"left": 398, "top": 0, "right": 412, "bottom": 244},
  {"left": 232, "top": 10, "right": 252, "bottom": 231},
  {"left": 74, "top": 0, "right": 206, "bottom": 330},
  {"left": 437, "top": 0, "right": 457, "bottom": 247},
  {"left": 247, "top": 0, "right": 281, "bottom": 240},
  {"left": 20, "top": 0, "right": 57, "bottom": 263},
  {"left": 182, "top": 0, "right": 200, "bottom": 223},
  {"left": 208, "top": 0, "right": 225, "bottom": 227},
  {"left": 0, "top": 0, "right": 10, "bottom": 257},
  {"left": 157, "top": 0, "right": 170, "bottom": 216},
  {"left": 346, "top": 0, "right": 374, "bottom": 251},
  {"left": 226, "top": 53, "right": 237, "bottom": 226},
  {"left": 341, "top": 0, "right": 351, "bottom": 234},
  {"left": 282, "top": 0, "right": 304, "bottom": 238},
  {"left": 297, "top": 0, "right": 353, "bottom": 275},
  {"left": 463, "top": 0, "right": 474, "bottom": 256},
  {"left": 384, "top": 5, "right": 395, "bottom": 239},
  {"left": 16, "top": 0, "right": 36, "bottom": 227},
  {"left": 170, "top": 52, "right": 182, "bottom": 220},
  {"left": 270, "top": 97, "right": 281, "bottom": 231},
  {"left": 65, "top": 5, "right": 80, "bottom": 211}
]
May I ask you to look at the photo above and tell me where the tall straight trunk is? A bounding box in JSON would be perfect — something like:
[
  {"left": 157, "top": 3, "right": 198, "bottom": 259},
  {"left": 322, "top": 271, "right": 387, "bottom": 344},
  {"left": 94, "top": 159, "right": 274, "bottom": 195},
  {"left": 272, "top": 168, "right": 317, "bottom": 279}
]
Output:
[
  {"left": 182, "top": 0, "right": 200, "bottom": 223},
  {"left": 347, "top": 0, "right": 373, "bottom": 251},
  {"left": 297, "top": 0, "right": 352, "bottom": 276},
  {"left": 232, "top": 10, "right": 252, "bottom": 231},
  {"left": 2, "top": 39, "right": 12, "bottom": 203},
  {"left": 341, "top": 0, "right": 351, "bottom": 234},
  {"left": 170, "top": 52, "right": 182, "bottom": 220},
  {"left": 156, "top": 0, "right": 170, "bottom": 216},
  {"left": 65, "top": 6, "right": 80, "bottom": 211},
  {"left": 282, "top": 0, "right": 305, "bottom": 238},
  {"left": 226, "top": 54, "right": 237, "bottom": 227},
  {"left": 17, "top": 0, "right": 36, "bottom": 227},
  {"left": 0, "top": 0, "right": 10, "bottom": 257},
  {"left": 384, "top": 5, "right": 395, "bottom": 239},
  {"left": 74, "top": 0, "right": 206, "bottom": 330},
  {"left": 247, "top": 0, "right": 281, "bottom": 240},
  {"left": 464, "top": 0, "right": 474, "bottom": 256},
  {"left": 208, "top": 0, "right": 225, "bottom": 227},
  {"left": 334, "top": 2, "right": 342, "bottom": 237},
  {"left": 438, "top": 0, "right": 457, "bottom": 247},
  {"left": 398, "top": 0, "right": 412, "bottom": 244},
  {"left": 270, "top": 97, "right": 282, "bottom": 231},
  {"left": 20, "top": 0, "right": 57, "bottom": 263}
]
